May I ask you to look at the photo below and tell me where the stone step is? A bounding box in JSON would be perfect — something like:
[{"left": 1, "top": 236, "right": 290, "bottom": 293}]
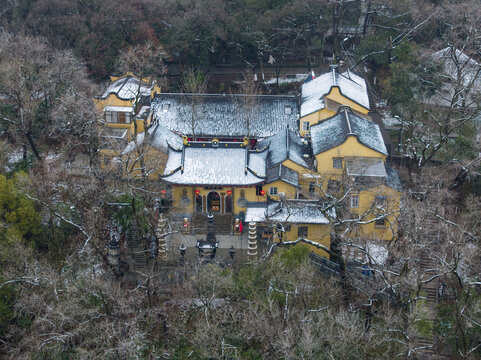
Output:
[
  {"left": 424, "top": 287, "right": 437, "bottom": 303},
  {"left": 192, "top": 214, "right": 233, "bottom": 235},
  {"left": 132, "top": 251, "right": 146, "bottom": 271}
]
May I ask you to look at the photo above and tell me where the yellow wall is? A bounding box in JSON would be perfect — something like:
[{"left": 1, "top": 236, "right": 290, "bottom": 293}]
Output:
[
  {"left": 95, "top": 94, "right": 133, "bottom": 113},
  {"left": 299, "top": 86, "right": 371, "bottom": 137},
  {"left": 95, "top": 73, "right": 160, "bottom": 143},
  {"left": 275, "top": 223, "right": 331, "bottom": 258},
  {"left": 170, "top": 185, "right": 264, "bottom": 215},
  {"left": 325, "top": 87, "right": 370, "bottom": 117},
  {"left": 311, "top": 136, "right": 399, "bottom": 241},
  {"left": 348, "top": 185, "right": 401, "bottom": 241},
  {"left": 279, "top": 159, "right": 318, "bottom": 197},
  {"left": 300, "top": 108, "right": 336, "bottom": 137},
  {"left": 314, "top": 136, "right": 386, "bottom": 176},
  {"left": 265, "top": 180, "right": 297, "bottom": 200}
]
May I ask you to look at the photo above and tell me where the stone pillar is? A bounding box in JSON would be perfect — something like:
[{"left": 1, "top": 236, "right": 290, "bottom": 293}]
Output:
[
  {"left": 156, "top": 214, "right": 168, "bottom": 261},
  {"left": 108, "top": 225, "right": 120, "bottom": 268},
  {"left": 247, "top": 222, "right": 258, "bottom": 260},
  {"left": 107, "top": 237, "right": 120, "bottom": 268}
]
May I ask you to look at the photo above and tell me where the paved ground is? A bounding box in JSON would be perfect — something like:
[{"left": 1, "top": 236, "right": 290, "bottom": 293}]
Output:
[
  {"left": 172, "top": 231, "right": 249, "bottom": 249},
  {"left": 165, "top": 230, "right": 259, "bottom": 263}
]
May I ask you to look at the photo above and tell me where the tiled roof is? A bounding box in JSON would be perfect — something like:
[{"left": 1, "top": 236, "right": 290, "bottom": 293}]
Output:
[
  {"left": 161, "top": 143, "right": 267, "bottom": 186},
  {"left": 245, "top": 201, "right": 331, "bottom": 224},
  {"left": 101, "top": 75, "right": 151, "bottom": 100},
  {"left": 426, "top": 47, "right": 481, "bottom": 108},
  {"left": 151, "top": 93, "right": 298, "bottom": 138},
  {"left": 310, "top": 108, "right": 387, "bottom": 155},
  {"left": 266, "top": 164, "right": 299, "bottom": 187},
  {"left": 259, "top": 128, "right": 311, "bottom": 169},
  {"left": 301, "top": 68, "right": 369, "bottom": 117},
  {"left": 385, "top": 165, "right": 402, "bottom": 192},
  {"left": 351, "top": 164, "right": 402, "bottom": 193},
  {"left": 122, "top": 123, "right": 183, "bottom": 155},
  {"left": 345, "top": 157, "right": 387, "bottom": 177}
]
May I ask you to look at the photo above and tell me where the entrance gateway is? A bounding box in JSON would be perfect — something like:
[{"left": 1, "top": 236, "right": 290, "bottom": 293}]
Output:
[{"left": 207, "top": 191, "right": 221, "bottom": 213}]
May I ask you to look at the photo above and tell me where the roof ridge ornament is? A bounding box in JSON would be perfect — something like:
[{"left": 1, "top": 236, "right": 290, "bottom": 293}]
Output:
[
  {"left": 330, "top": 64, "right": 338, "bottom": 86},
  {"left": 344, "top": 108, "right": 353, "bottom": 134},
  {"left": 286, "top": 128, "right": 290, "bottom": 159}
]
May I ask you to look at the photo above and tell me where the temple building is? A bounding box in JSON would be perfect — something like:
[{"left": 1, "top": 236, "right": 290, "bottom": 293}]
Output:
[
  {"left": 299, "top": 66, "right": 371, "bottom": 137},
  {"left": 113, "top": 67, "right": 402, "bottom": 257},
  {"left": 95, "top": 73, "right": 161, "bottom": 169}
]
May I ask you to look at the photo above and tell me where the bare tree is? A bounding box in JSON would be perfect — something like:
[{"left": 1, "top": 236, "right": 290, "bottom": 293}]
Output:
[
  {"left": 0, "top": 32, "right": 97, "bottom": 162},
  {"left": 180, "top": 68, "right": 207, "bottom": 141}
]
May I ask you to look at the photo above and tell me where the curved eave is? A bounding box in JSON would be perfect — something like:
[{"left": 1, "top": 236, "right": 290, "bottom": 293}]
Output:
[
  {"left": 301, "top": 85, "right": 370, "bottom": 118},
  {"left": 270, "top": 156, "right": 311, "bottom": 170},
  {"left": 159, "top": 166, "right": 183, "bottom": 179},
  {"left": 312, "top": 134, "right": 387, "bottom": 157},
  {"left": 265, "top": 177, "right": 299, "bottom": 187},
  {"left": 159, "top": 178, "right": 266, "bottom": 186},
  {"left": 99, "top": 92, "right": 137, "bottom": 102},
  {"left": 246, "top": 166, "right": 268, "bottom": 180}
]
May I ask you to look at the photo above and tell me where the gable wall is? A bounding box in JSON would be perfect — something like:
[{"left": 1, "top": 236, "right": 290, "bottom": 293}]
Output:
[
  {"left": 349, "top": 185, "right": 401, "bottom": 241},
  {"left": 315, "top": 136, "right": 386, "bottom": 176},
  {"left": 264, "top": 179, "right": 297, "bottom": 200},
  {"left": 300, "top": 87, "right": 371, "bottom": 137}
]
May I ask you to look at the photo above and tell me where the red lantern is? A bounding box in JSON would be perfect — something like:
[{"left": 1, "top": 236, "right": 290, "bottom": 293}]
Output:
[
  {"left": 195, "top": 189, "right": 200, "bottom": 195},
  {"left": 160, "top": 189, "right": 167, "bottom": 195},
  {"left": 260, "top": 190, "right": 266, "bottom": 196},
  {"left": 227, "top": 190, "right": 232, "bottom": 196}
]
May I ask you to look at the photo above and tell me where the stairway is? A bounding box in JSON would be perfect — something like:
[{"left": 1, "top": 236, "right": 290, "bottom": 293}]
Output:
[
  {"left": 130, "top": 221, "right": 147, "bottom": 272},
  {"left": 414, "top": 245, "right": 440, "bottom": 356},
  {"left": 193, "top": 213, "right": 233, "bottom": 235}
]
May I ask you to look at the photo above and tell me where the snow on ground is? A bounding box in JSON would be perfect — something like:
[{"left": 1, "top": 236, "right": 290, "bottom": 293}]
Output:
[
  {"left": 8, "top": 149, "right": 24, "bottom": 164},
  {"left": 366, "top": 242, "right": 389, "bottom": 265},
  {"left": 264, "top": 74, "right": 308, "bottom": 85}
]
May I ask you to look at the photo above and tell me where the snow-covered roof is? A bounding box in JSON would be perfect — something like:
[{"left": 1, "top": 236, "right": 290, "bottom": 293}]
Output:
[
  {"left": 100, "top": 127, "right": 129, "bottom": 139},
  {"left": 301, "top": 68, "right": 370, "bottom": 117},
  {"left": 426, "top": 47, "right": 481, "bottom": 108},
  {"left": 122, "top": 123, "right": 183, "bottom": 155},
  {"left": 101, "top": 75, "right": 151, "bottom": 101},
  {"left": 266, "top": 164, "right": 299, "bottom": 187},
  {"left": 245, "top": 201, "right": 330, "bottom": 224},
  {"left": 151, "top": 93, "right": 298, "bottom": 138},
  {"left": 161, "top": 143, "right": 267, "bottom": 186},
  {"left": 135, "top": 105, "right": 150, "bottom": 119},
  {"left": 244, "top": 205, "right": 267, "bottom": 223},
  {"left": 345, "top": 157, "right": 387, "bottom": 177},
  {"left": 380, "top": 110, "right": 402, "bottom": 129},
  {"left": 310, "top": 108, "right": 387, "bottom": 155},
  {"left": 385, "top": 165, "right": 402, "bottom": 192},
  {"left": 259, "top": 128, "right": 311, "bottom": 169},
  {"left": 104, "top": 105, "right": 133, "bottom": 112}
]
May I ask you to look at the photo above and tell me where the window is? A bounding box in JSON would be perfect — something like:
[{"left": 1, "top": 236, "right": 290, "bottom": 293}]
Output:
[
  {"left": 284, "top": 106, "right": 292, "bottom": 115},
  {"left": 309, "top": 182, "right": 316, "bottom": 195},
  {"left": 105, "top": 111, "right": 131, "bottom": 124},
  {"left": 269, "top": 187, "right": 278, "bottom": 196},
  {"left": 298, "top": 226, "right": 308, "bottom": 238},
  {"left": 333, "top": 157, "right": 342, "bottom": 169},
  {"left": 375, "top": 218, "right": 386, "bottom": 228},
  {"left": 302, "top": 121, "right": 310, "bottom": 131},
  {"left": 350, "top": 195, "right": 359, "bottom": 208}
]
